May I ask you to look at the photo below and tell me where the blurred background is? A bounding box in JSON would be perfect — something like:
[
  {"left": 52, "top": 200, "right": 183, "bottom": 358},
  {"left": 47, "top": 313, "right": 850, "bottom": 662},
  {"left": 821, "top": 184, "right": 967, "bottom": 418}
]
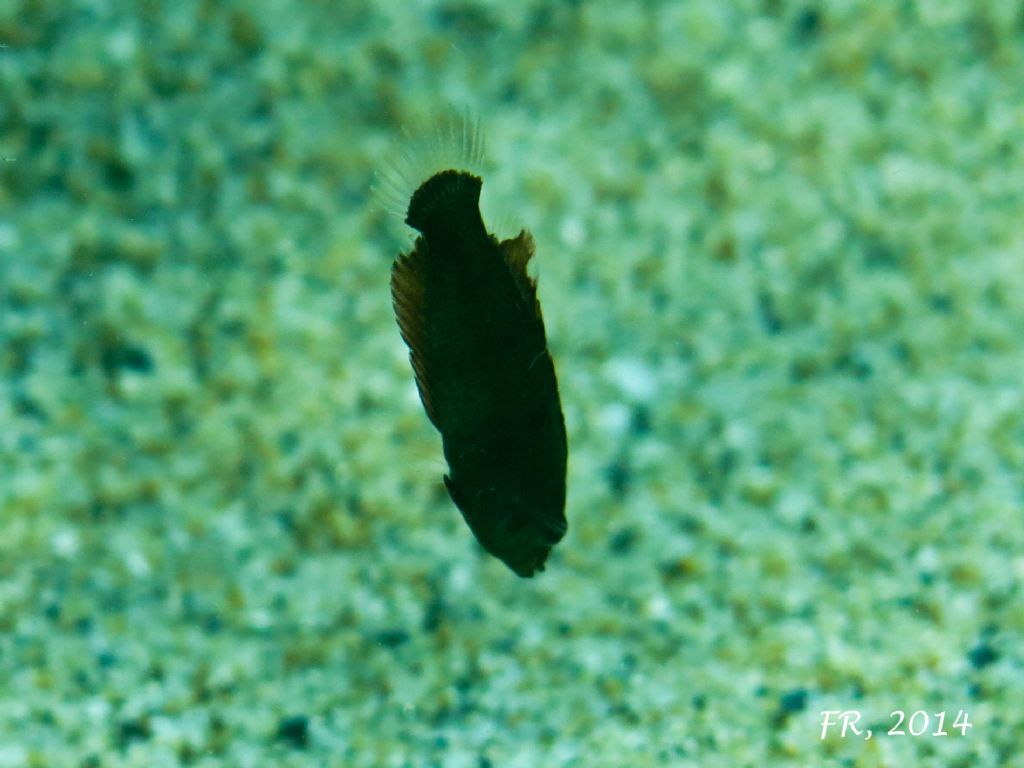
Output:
[{"left": 1, "top": 0, "right": 1022, "bottom": 765}]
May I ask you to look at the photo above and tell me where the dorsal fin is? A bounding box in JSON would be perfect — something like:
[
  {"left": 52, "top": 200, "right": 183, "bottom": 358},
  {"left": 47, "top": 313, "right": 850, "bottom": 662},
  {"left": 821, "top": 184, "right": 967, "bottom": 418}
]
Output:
[{"left": 390, "top": 238, "right": 439, "bottom": 427}]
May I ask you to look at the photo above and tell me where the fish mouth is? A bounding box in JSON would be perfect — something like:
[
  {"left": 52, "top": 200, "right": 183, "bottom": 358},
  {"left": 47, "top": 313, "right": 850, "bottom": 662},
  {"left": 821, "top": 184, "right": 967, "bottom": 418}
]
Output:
[{"left": 450, "top": 486, "right": 566, "bottom": 578}]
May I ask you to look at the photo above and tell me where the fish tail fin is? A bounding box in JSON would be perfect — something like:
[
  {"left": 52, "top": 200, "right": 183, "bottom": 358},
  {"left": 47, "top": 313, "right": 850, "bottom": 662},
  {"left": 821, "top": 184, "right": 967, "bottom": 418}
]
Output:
[
  {"left": 372, "top": 107, "right": 485, "bottom": 233},
  {"left": 406, "top": 170, "right": 482, "bottom": 233}
]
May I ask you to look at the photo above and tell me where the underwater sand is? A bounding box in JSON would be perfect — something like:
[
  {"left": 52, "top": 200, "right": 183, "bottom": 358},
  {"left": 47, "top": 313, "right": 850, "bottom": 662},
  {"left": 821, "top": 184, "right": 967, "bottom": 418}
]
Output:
[{"left": 1, "top": 1, "right": 1023, "bottom": 766}]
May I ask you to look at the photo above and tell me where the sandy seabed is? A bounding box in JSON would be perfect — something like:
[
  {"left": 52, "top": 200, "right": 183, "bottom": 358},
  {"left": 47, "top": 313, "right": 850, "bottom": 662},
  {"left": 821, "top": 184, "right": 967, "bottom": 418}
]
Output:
[{"left": 1, "top": 1, "right": 1022, "bottom": 766}]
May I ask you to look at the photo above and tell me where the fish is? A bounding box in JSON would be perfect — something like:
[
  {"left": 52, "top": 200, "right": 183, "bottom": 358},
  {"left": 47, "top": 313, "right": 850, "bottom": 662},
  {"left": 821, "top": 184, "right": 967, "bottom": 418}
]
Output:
[{"left": 387, "top": 120, "right": 568, "bottom": 577}]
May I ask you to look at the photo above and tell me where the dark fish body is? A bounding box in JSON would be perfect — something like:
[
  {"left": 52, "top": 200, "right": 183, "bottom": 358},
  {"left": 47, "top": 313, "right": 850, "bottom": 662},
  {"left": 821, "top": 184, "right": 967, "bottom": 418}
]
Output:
[{"left": 391, "top": 169, "right": 567, "bottom": 577}]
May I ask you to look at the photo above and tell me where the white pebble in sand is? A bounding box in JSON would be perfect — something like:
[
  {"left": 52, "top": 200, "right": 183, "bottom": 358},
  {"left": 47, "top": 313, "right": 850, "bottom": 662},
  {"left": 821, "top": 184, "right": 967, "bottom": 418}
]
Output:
[{"left": 603, "top": 357, "right": 658, "bottom": 402}]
